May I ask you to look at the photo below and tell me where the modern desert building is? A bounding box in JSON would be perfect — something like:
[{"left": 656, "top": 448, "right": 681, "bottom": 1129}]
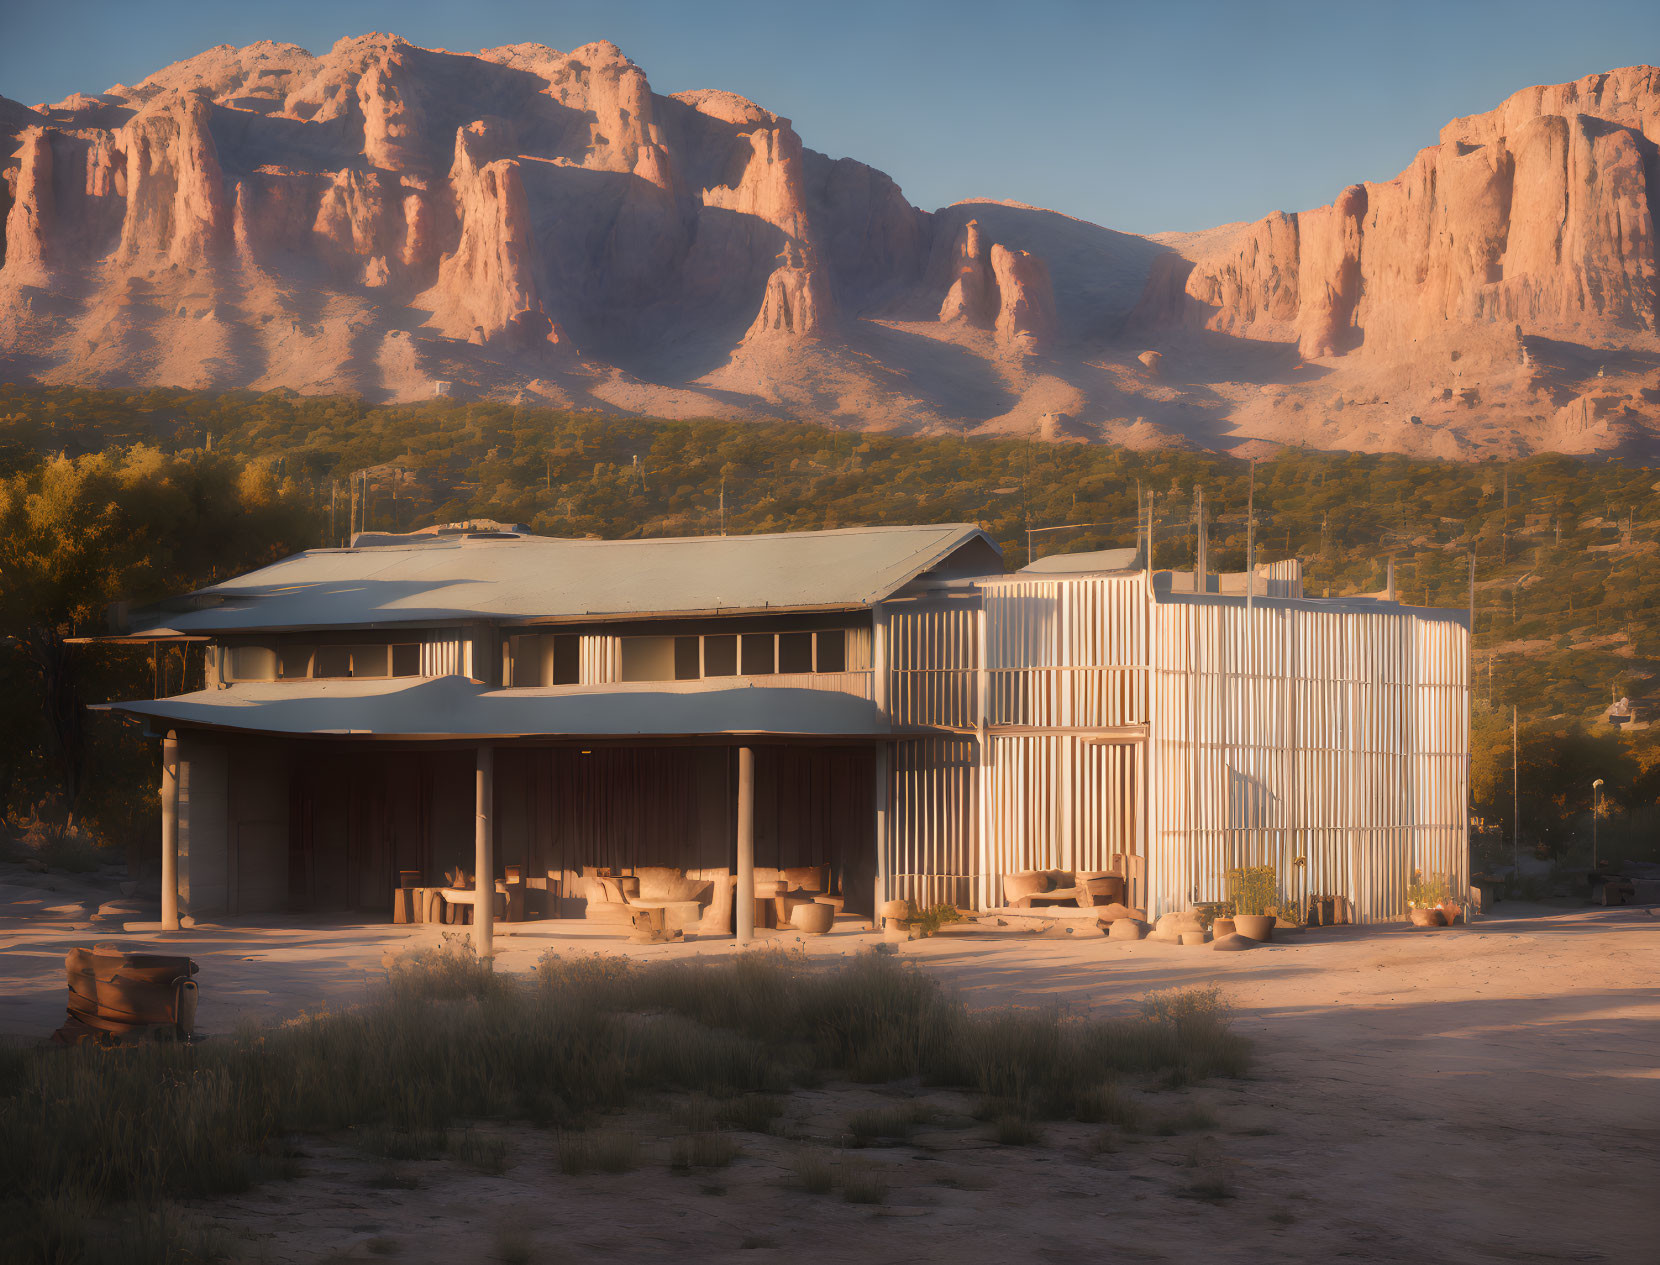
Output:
[{"left": 93, "top": 522, "right": 1471, "bottom": 938}]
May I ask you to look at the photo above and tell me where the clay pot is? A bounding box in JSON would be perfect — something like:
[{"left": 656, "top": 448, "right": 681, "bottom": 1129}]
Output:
[
  {"left": 790, "top": 901, "right": 834, "bottom": 934},
  {"left": 1211, "top": 917, "right": 1237, "bottom": 938},
  {"left": 1408, "top": 906, "right": 1446, "bottom": 927},
  {"left": 1233, "top": 914, "right": 1275, "bottom": 942},
  {"left": 1438, "top": 901, "right": 1464, "bottom": 926}
]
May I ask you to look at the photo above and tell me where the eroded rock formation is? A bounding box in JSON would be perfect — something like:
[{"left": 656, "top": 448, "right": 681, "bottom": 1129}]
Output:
[
  {"left": 938, "top": 218, "right": 1058, "bottom": 350},
  {"left": 1141, "top": 66, "right": 1660, "bottom": 362}
]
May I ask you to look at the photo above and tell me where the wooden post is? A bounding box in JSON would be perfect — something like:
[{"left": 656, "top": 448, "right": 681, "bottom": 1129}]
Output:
[
  {"left": 736, "top": 746, "right": 755, "bottom": 944},
  {"left": 161, "top": 731, "right": 180, "bottom": 931},
  {"left": 474, "top": 745, "right": 494, "bottom": 961},
  {"left": 874, "top": 743, "right": 889, "bottom": 918}
]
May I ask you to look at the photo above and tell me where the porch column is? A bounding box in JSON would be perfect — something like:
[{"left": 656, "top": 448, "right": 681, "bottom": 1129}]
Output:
[
  {"left": 474, "top": 745, "right": 494, "bottom": 961},
  {"left": 161, "top": 730, "right": 180, "bottom": 932},
  {"left": 736, "top": 746, "right": 755, "bottom": 944},
  {"left": 873, "top": 742, "right": 889, "bottom": 920}
]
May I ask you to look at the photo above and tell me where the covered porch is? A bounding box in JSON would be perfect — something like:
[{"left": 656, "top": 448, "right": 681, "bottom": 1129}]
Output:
[{"left": 152, "top": 730, "right": 883, "bottom": 949}]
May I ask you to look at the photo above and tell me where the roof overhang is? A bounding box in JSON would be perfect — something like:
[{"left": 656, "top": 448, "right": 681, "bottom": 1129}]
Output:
[{"left": 95, "top": 676, "right": 894, "bottom": 741}]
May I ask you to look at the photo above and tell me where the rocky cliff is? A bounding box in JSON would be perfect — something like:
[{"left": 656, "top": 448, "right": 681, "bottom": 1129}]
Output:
[{"left": 4, "top": 40, "right": 1660, "bottom": 459}]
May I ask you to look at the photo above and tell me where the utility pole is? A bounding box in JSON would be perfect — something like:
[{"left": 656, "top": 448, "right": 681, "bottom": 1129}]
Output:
[
  {"left": 1194, "top": 485, "right": 1207, "bottom": 590},
  {"left": 1468, "top": 551, "right": 1477, "bottom": 636},
  {"left": 1586, "top": 773, "right": 1600, "bottom": 869},
  {"left": 719, "top": 474, "right": 726, "bottom": 536},
  {"left": 1512, "top": 705, "right": 1520, "bottom": 887},
  {"left": 1245, "top": 460, "right": 1256, "bottom": 613}
]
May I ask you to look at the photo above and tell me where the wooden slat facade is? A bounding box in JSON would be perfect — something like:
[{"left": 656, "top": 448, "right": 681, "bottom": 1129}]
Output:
[{"left": 881, "top": 573, "right": 1469, "bottom": 923}]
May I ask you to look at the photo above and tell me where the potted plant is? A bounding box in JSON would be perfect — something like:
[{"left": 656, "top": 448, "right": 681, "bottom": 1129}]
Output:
[
  {"left": 1225, "top": 865, "right": 1277, "bottom": 941},
  {"left": 1407, "top": 870, "right": 1449, "bottom": 927}
]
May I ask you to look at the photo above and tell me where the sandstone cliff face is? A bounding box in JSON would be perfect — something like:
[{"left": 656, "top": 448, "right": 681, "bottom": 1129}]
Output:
[
  {"left": 7, "top": 40, "right": 1660, "bottom": 460},
  {"left": 1144, "top": 66, "right": 1660, "bottom": 362},
  {"left": 2, "top": 128, "right": 53, "bottom": 282},
  {"left": 417, "top": 121, "right": 543, "bottom": 344},
  {"left": 116, "top": 92, "right": 230, "bottom": 268}
]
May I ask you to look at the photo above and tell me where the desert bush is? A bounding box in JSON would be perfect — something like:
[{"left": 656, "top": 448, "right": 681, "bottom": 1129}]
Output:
[{"left": 384, "top": 933, "right": 504, "bottom": 1002}]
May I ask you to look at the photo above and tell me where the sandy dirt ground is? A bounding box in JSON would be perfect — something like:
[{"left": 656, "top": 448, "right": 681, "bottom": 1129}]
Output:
[{"left": 2, "top": 866, "right": 1657, "bottom": 1263}]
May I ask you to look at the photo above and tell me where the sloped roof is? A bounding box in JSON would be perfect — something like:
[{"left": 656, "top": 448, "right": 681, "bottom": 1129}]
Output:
[
  {"left": 1016, "top": 547, "right": 1142, "bottom": 575},
  {"left": 97, "top": 676, "right": 888, "bottom": 739},
  {"left": 111, "top": 524, "right": 1002, "bottom": 637}
]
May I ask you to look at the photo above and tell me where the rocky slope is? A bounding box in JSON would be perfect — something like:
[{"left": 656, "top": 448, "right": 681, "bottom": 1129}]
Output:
[{"left": 2, "top": 39, "right": 1659, "bottom": 458}]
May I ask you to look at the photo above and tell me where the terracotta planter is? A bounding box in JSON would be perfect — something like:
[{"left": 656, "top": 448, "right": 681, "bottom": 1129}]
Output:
[
  {"left": 1409, "top": 906, "right": 1446, "bottom": 927},
  {"left": 1438, "top": 901, "right": 1464, "bottom": 926},
  {"left": 1232, "top": 914, "right": 1274, "bottom": 942},
  {"left": 1211, "top": 917, "right": 1237, "bottom": 938}
]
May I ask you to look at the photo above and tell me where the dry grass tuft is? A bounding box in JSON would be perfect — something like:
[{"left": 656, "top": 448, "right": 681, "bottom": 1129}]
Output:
[
  {"left": 557, "top": 1129, "right": 641, "bottom": 1175},
  {"left": 670, "top": 1131, "right": 741, "bottom": 1171}
]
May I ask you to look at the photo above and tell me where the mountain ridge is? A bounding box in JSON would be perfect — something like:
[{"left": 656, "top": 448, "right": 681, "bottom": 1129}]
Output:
[{"left": 3, "top": 37, "right": 1658, "bottom": 460}]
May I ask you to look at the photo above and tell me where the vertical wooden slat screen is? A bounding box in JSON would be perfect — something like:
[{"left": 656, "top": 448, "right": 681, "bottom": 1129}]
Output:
[
  {"left": 1147, "top": 599, "right": 1468, "bottom": 922},
  {"left": 879, "top": 570, "right": 1467, "bottom": 923}
]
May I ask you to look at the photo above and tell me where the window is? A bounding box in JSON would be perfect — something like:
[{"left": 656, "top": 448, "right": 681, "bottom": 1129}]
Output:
[
  {"left": 620, "top": 636, "right": 676, "bottom": 682},
  {"left": 227, "top": 644, "right": 277, "bottom": 681},
  {"left": 740, "top": 633, "right": 775, "bottom": 675},
  {"left": 816, "top": 629, "right": 846, "bottom": 672},
  {"left": 703, "top": 634, "right": 737, "bottom": 677},
  {"left": 778, "top": 632, "right": 813, "bottom": 674},
  {"left": 674, "top": 636, "right": 701, "bottom": 681},
  {"left": 350, "top": 645, "right": 391, "bottom": 679},
  {"left": 507, "top": 634, "right": 579, "bottom": 686},
  {"left": 229, "top": 641, "right": 423, "bottom": 681},
  {"left": 314, "top": 646, "right": 353, "bottom": 678}
]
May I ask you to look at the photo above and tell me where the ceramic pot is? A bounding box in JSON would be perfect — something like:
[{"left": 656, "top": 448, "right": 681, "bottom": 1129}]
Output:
[
  {"left": 1438, "top": 901, "right": 1464, "bottom": 925},
  {"left": 1233, "top": 914, "right": 1275, "bottom": 942},
  {"left": 1408, "top": 906, "right": 1446, "bottom": 927},
  {"left": 1211, "top": 917, "right": 1237, "bottom": 938}
]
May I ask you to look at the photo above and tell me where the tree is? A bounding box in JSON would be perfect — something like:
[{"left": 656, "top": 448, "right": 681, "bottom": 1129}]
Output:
[{"left": 0, "top": 447, "right": 313, "bottom": 837}]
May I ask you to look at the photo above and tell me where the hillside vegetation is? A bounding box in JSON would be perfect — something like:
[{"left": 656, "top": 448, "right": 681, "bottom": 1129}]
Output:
[{"left": 3, "top": 386, "right": 1657, "bottom": 867}]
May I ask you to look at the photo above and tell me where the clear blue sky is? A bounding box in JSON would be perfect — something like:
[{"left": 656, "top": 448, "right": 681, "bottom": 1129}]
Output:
[{"left": 4, "top": 0, "right": 1657, "bottom": 234}]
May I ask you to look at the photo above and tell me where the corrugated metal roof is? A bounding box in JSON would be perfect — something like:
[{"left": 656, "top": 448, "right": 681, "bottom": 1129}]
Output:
[
  {"left": 1016, "top": 547, "right": 1142, "bottom": 575},
  {"left": 114, "top": 524, "right": 1001, "bottom": 636},
  {"left": 97, "top": 677, "right": 890, "bottom": 739}
]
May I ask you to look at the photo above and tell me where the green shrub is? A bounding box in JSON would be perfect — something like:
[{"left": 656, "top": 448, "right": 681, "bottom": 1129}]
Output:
[
  {"left": 904, "top": 900, "right": 965, "bottom": 937},
  {"left": 1407, "top": 869, "right": 1449, "bottom": 908},
  {"left": 1225, "top": 866, "right": 1277, "bottom": 917}
]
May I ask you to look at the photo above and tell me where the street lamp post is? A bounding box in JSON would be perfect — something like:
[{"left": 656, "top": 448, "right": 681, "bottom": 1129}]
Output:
[{"left": 1591, "top": 778, "right": 1604, "bottom": 872}]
